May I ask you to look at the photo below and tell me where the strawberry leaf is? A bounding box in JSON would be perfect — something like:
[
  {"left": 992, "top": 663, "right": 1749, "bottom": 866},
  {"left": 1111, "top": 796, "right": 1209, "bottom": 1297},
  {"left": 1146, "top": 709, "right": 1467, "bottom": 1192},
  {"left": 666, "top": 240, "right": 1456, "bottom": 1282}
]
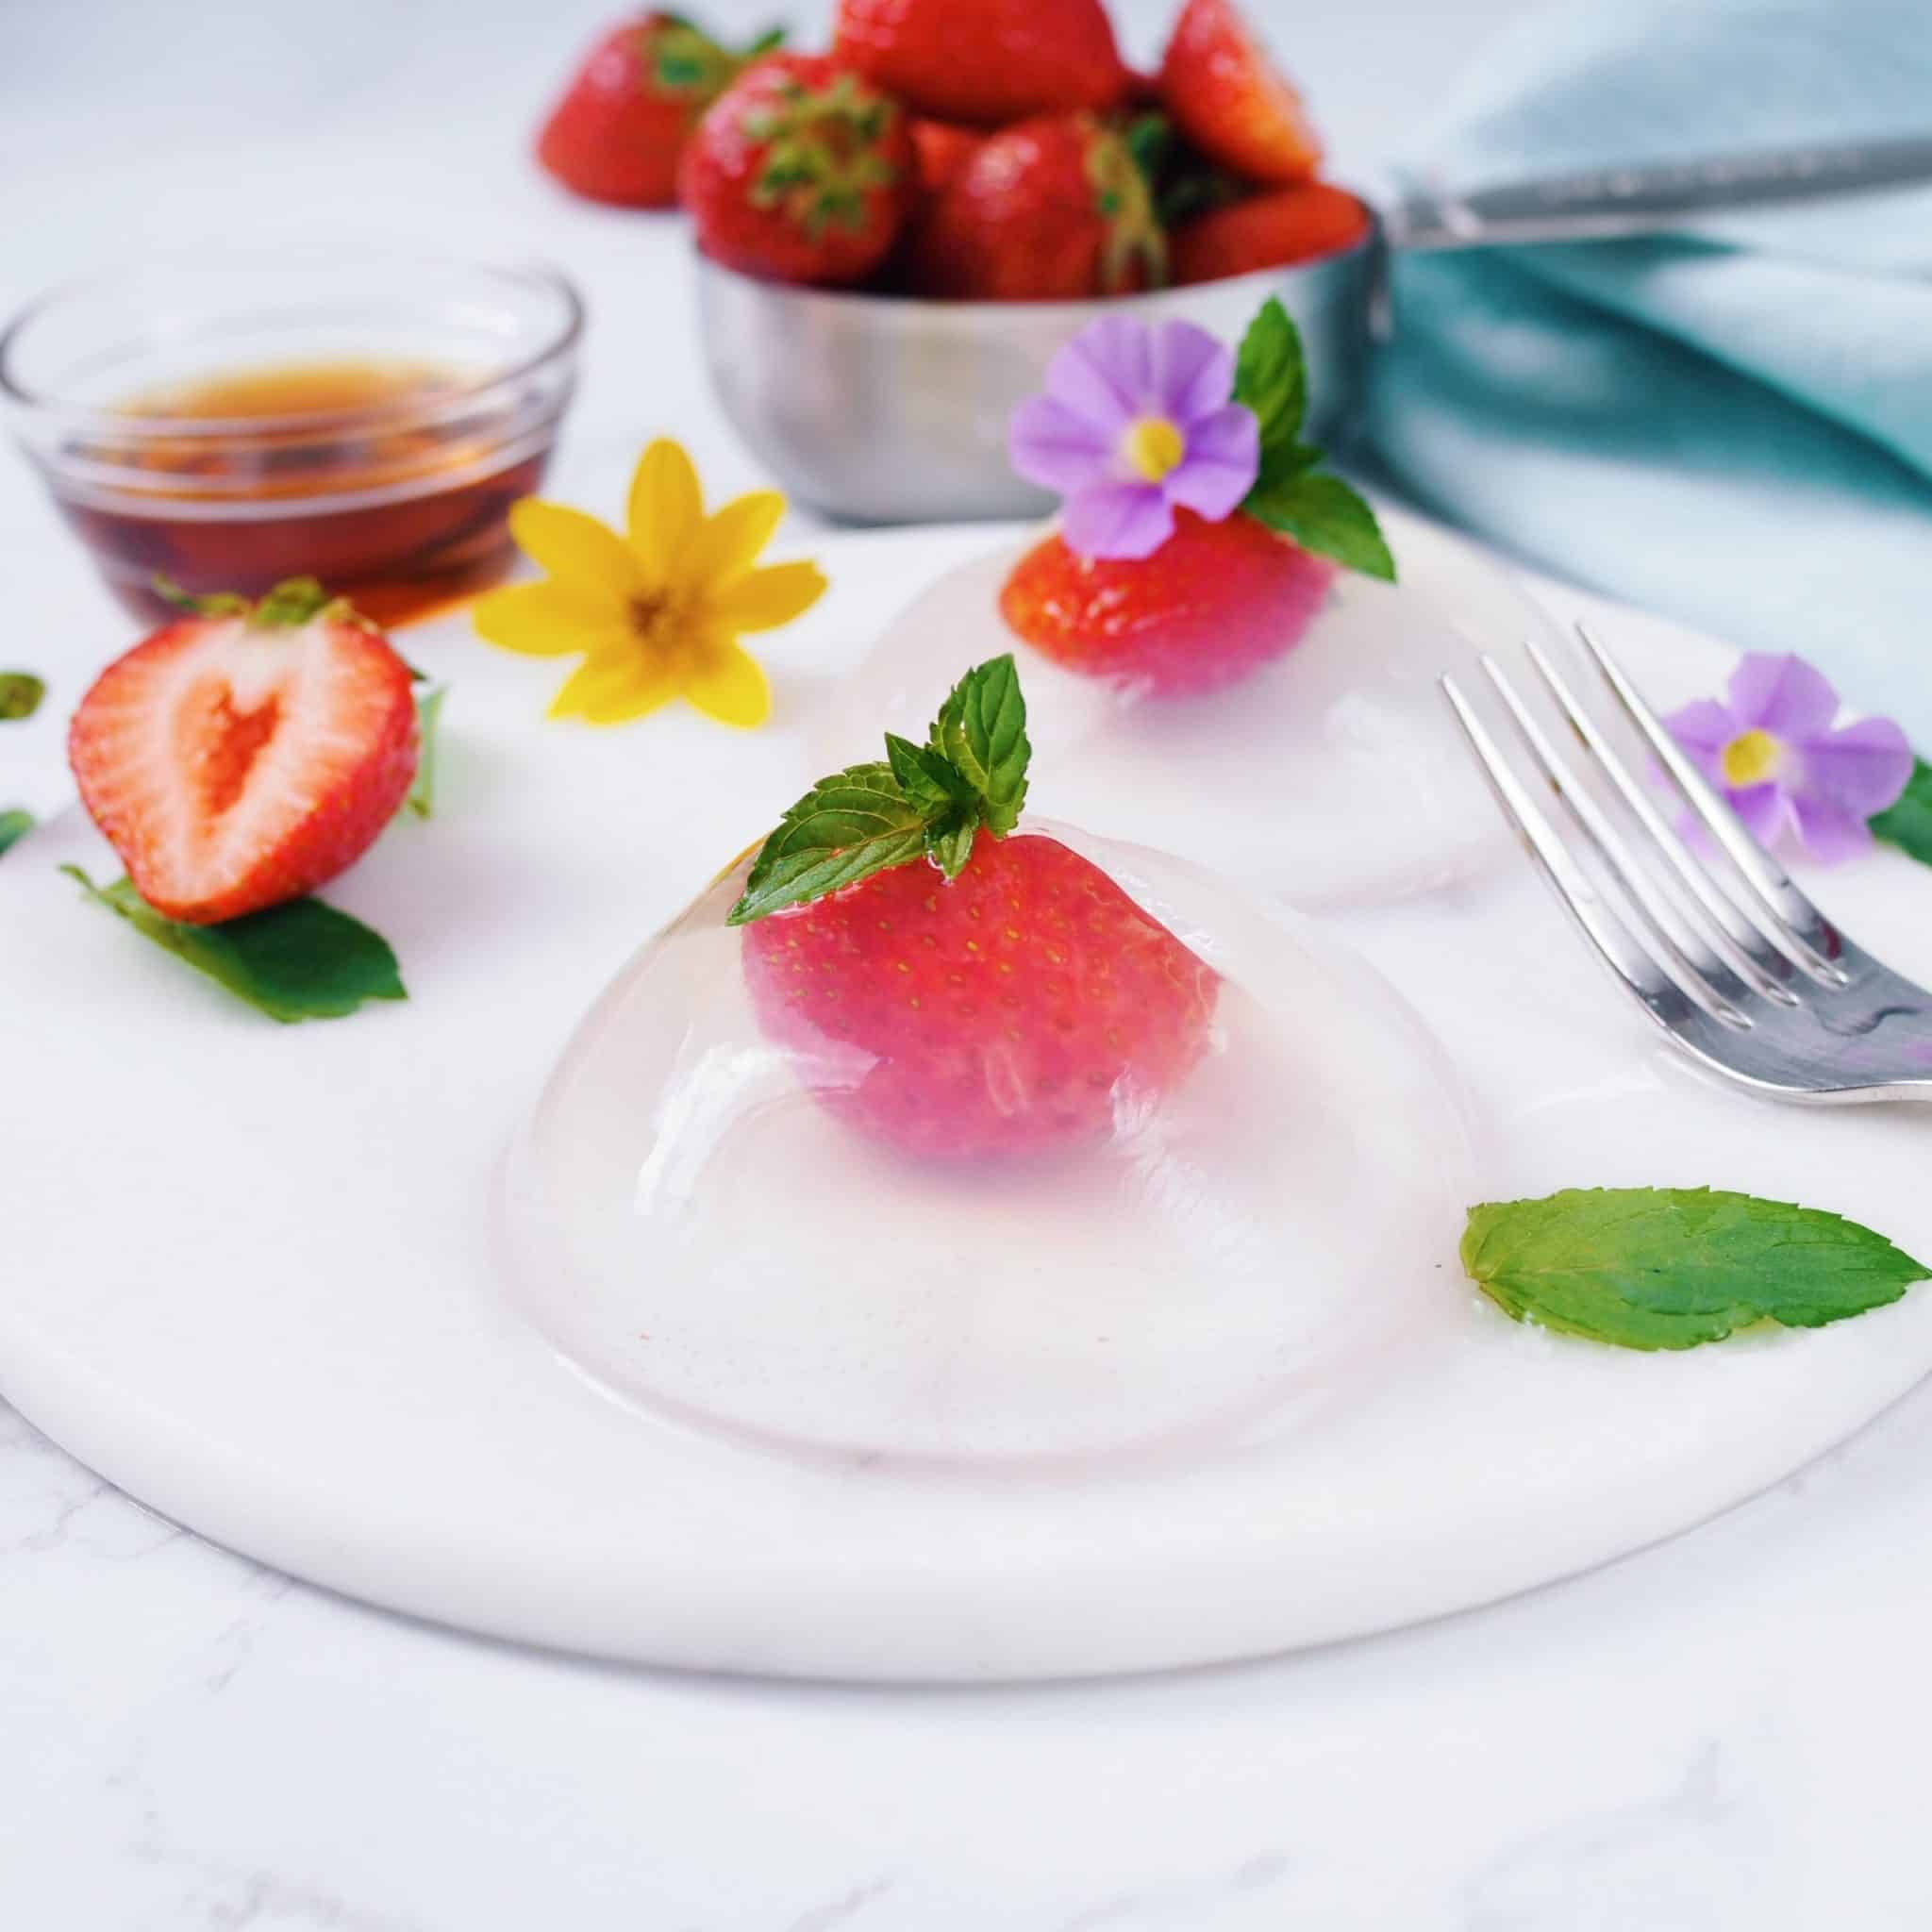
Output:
[
  {"left": 406, "top": 682, "right": 448, "bottom": 821},
  {"left": 0, "top": 673, "right": 45, "bottom": 721},
  {"left": 1870, "top": 758, "right": 1932, "bottom": 867},
  {"left": 0, "top": 808, "right": 32, "bottom": 858},
  {"left": 1461, "top": 1187, "right": 1928, "bottom": 1350},
  {"left": 62, "top": 867, "right": 407, "bottom": 1023},
  {"left": 1232, "top": 297, "right": 1307, "bottom": 464},
  {"left": 727, "top": 763, "right": 933, "bottom": 924},
  {"left": 1243, "top": 471, "right": 1395, "bottom": 582},
  {"left": 929, "top": 655, "right": 1029, "bottom": 837}
]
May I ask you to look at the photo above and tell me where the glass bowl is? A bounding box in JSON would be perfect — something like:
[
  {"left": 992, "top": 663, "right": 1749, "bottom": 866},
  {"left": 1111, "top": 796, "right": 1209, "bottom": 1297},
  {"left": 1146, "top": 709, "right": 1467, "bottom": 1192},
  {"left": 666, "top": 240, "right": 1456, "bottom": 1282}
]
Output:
[{"left": 0, "top": 254, "right": 582, "bottom": 625}]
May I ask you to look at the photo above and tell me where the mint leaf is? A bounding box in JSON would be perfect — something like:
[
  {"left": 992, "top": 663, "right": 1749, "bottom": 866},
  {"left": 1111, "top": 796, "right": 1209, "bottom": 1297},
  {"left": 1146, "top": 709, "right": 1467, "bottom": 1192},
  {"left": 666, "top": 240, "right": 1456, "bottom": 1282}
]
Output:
[
  {"left": 1231, "top": 297, "right": 1306, "bottom": 464},
  {"left": 62, "top": 867, "right": 407, "bottom": 1023},
  {"left": 0, "top": 673, "right": 45, "bottom": 721},
  {"left": 884, "top": 732, "right": 974, "bottom": 816},
  {"left": 0, "top": 808, "right": 32, "bottom": 857},
  {"left": 727, "top": 763, "right": 932, "bottom": 924},
  {"left": 1871, "top": 757, "right": 1932, "bottom": 867},
  {"left": 925, "top": 815, "right": 979, "bottom": 882},
  {"left": 1460, "top": 1187, "right": 1928, "bottom": 1350},
  {"left": 929, "top": 655, "right": 1029, "bottom": 837},
  {"left": 1244, "top": 471, "right": 1396, "bottom": 582},
  {"left": 407, "top": 682, "right": 448, "bottom": 821}
]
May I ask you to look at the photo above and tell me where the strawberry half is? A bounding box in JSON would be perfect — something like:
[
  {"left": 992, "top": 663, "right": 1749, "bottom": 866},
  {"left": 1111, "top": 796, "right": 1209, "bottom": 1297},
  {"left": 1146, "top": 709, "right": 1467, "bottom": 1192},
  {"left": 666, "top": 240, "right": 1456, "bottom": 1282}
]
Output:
[
  {"left": 905, "top": 113, "right": 1166, "bottom": 301},
  {"left": 1158, "top": 0, "right": 1323, "bottom": 187},
  {"left": 537, "top": 12, "right": 778, "bottom": 209},
  {"left": 1000, "top": 508, "right": 1335, "bottom": 699},
  {"left": 680, "top": 53, "right": 915, "bottom": 287},
  {"left": 832, "top": 0, "right": 1130, "bottom": 127},
  {"left": 731, "top": 657, "right": 1218, "bottom": 1160},
  {"left": 69, "top": 580, "right": 419, "bottom": 924}
]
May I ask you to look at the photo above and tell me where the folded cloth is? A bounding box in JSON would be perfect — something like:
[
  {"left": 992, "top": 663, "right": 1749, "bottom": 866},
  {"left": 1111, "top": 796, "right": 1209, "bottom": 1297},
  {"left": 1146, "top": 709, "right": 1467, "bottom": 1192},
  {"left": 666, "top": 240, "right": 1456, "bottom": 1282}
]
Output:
[{"left": 1366, "top": 0, "right": 1932, "bottom": 741}]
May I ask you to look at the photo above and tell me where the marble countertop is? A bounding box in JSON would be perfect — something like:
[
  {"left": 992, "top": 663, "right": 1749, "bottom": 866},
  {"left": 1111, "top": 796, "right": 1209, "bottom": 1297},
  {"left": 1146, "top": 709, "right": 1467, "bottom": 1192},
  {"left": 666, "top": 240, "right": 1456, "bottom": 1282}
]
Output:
[{"left": 8, "top": 1, "right": 1932, "bottom": 1924}]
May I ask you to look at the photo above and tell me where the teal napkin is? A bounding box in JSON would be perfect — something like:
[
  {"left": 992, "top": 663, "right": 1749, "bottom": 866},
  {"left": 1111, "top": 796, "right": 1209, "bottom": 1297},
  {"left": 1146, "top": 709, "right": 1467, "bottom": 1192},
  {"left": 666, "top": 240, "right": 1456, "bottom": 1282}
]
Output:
[{"left": 1367, "top": 0, "right": 1932, "bottom": 740}]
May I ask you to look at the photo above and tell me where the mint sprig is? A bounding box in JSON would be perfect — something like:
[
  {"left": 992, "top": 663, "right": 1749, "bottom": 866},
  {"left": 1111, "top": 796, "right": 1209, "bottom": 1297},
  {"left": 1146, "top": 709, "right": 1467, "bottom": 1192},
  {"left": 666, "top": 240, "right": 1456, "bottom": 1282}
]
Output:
[
  {"left": 727, "top": 656, "right": 1032, "bottom": 925},
  {"left": 0, "top": 808, "right": 32, "bottom": 858},
  {"left": 63, "top": 867, "right": 407, "bottom": 1024},
  {"left": 1871, "top": 757, "right": 1932, "bottom": 867},
  {"left": 1232, "top": 299, "right": 1394, "bottom": 583},
  {"left": 1461, "top": 1187, "right": 1928, "bottom": 1350},
  {"left": 0, "top": 673, "right": 45, "bottom": 721}
]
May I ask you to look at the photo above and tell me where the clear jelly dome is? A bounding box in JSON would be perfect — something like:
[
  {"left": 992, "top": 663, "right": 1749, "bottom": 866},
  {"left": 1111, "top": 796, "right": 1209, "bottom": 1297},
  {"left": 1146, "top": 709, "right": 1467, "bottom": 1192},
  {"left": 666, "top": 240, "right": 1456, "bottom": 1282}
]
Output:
[
  {"left": 503, "top": 823, "right": 1480, "bottom": 1470},
  {"left": 811, "top": 531, "right": 1570, "bottom": 910}
]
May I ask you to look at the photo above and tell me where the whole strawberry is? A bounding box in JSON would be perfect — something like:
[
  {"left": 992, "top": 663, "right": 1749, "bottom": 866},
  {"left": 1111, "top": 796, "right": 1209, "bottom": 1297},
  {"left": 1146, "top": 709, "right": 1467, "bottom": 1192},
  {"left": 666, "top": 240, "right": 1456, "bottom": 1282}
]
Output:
[
  {"left": 1171, "top": 182, "right": 1371, "bottom": 285},
  {"left": 681, "top": 53, "right": 915, "bottom": 286},
  {"left": 732, "top": 656, "right": 1219, "bottom": 1159},
  {"left": 832, "top": 0, "right": 1129, "bottom": 126},
  {"left": 69, "top": 579, "right": 418, "bottom": 924},
  {"left": 537, "top": 12, "right": 780, "bottom": 209},
  {"left": 907, "top": 113, "right": 1166, "bottom": 301},
  {"left": 1158, "top": 0, "right": 1322, "bottom": 187}
]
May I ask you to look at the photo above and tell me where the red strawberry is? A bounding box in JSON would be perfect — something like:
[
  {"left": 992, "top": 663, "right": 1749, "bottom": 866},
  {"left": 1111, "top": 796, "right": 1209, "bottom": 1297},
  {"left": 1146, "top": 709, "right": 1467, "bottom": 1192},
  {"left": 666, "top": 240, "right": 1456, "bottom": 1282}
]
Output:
[
  {"left": 69, "top": 580, "right": 418, "bottom": 924},
  {"left": 832, "top": 0, "right": 1129, "bottom": 127},
  {"left": 536, "top": 12, "right": 774, "bottom": 209},
  {"left": 1171, "top": 182, "right": 1371, "bottom": 284},
  {"left": 906, "top": 113, "right": 1166, "bottom": 301},
  {"left": 1000, "top": 509, "right": 1335, "bottom": 698},
  {"left": 1158, "top": 0, "right": 1322, "bottom": 187},
  {"left": 681, "top": 53, "right": 915, "bottom": 286},
  {"left": 908, "top": 117, "right": 984, "bottom": 194}
]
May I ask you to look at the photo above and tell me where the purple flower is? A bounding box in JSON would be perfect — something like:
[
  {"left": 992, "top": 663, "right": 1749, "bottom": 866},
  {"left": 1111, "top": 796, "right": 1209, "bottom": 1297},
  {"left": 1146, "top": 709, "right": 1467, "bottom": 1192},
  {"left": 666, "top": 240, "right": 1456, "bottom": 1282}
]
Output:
[
  {"left": 1665, "top": 654, "right": 1911, "bottom": 865},
  {"left": 1008, "top": 316, "right": 1259, "bottom": 561}
]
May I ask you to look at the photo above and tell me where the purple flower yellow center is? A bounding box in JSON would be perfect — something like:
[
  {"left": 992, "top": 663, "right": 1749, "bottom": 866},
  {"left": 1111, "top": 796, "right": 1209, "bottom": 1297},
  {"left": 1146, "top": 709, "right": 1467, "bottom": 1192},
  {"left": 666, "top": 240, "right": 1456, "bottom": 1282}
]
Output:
[
  {"left": 1121, "top": 416, "right": 1186, "bottom": 484},
  {"left": 1720, "top": 727, "right": 1782, "bottom": 789}
]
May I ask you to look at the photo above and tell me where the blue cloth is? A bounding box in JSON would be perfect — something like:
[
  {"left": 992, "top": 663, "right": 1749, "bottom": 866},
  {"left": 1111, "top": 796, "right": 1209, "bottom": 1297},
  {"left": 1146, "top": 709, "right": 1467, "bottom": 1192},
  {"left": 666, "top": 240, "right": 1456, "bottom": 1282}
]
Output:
[{"left": 1367, "top": 0, "right": 1932, "bottom": 740}]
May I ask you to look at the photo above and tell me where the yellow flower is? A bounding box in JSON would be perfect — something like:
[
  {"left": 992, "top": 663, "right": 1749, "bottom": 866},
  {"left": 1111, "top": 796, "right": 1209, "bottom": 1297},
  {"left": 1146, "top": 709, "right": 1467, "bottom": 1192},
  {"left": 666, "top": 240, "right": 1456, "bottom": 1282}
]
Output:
[{"left": 472, "top": 440, "right": 826, "bottom": 728}]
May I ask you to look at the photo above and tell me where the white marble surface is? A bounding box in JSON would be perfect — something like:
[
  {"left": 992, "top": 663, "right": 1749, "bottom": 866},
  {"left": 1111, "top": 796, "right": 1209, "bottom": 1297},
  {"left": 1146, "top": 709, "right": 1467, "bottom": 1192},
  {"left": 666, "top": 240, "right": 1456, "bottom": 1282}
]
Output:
[{"left": 10, "top": 0, "right": 1932, "bottom": 1924}]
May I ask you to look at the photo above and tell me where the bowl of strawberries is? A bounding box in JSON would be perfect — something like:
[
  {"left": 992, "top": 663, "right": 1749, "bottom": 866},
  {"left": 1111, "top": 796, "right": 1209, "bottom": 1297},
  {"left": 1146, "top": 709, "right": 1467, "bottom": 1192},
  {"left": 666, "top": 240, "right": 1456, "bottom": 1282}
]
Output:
[{"left": 668, "top": 0, "right": 1380, "bottom": 523}]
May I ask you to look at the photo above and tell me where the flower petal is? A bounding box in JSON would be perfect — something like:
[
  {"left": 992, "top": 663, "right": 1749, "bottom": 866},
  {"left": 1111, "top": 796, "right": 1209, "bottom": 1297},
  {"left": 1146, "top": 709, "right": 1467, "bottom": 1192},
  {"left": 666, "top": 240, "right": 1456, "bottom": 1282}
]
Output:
[
  {"left": 508, "top": 501, "right": 640, "bottom": 597},
  {"left": 1151, "top": 320, "right": 1235, "bottom": 425},
  {"left": 1009, "top": 394, "right": 1117, "bottom": 497},
  {"left": 1664, "top": 697, "right": 1740, "bottom": 758},
  {"left": 1162, "top": 403, "right": 1260, "bottom": 520},
  {"left": 1727, "top": 654, "right": 1840, "bottom": 739},
  {"left": 1727, "top": 780, "right": 1792, "bottom": 851},
  {"left": 627, "top": 439, "right": 704, "bottom": 580},
  {"left": 472, "top": 579, "right": 624, "bottom": 657},
  {"left": 576, "top": 661, "right": 682, "bottom": 726},
  {"left": 687, "top": 491, "right": 787, "bottom": 589},
  {"left": 1060, "top": 480, "right": 1173, "bottom": 560},
  {"left": 1042, "top": 316, "right": 1147, "bottom": 433},
  {"left": 1797, "top": 714, "right": 1914, "bottom": 816},
  {"left": 1790, "top": 791, "right": 1875, "bottom": 865},
  {"left": 547, "top": 645, "right": 664, "bottom": 722},
  {"left": 709, "top": 559, "right": 826, "bottom": 632},
  {"left": 683, "top": 640, "right": 771, "bottom": 728}
]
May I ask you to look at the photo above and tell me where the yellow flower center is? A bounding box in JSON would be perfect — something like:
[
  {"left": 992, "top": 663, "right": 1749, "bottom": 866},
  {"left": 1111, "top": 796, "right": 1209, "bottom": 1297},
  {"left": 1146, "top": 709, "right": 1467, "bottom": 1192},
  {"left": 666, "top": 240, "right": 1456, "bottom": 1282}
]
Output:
[
  {"left": 1122, "top": 416, "right": 1186, "bottom": 483},
  {"left": 1721, "top": 727, "right": 1782, "bottom": 788}
]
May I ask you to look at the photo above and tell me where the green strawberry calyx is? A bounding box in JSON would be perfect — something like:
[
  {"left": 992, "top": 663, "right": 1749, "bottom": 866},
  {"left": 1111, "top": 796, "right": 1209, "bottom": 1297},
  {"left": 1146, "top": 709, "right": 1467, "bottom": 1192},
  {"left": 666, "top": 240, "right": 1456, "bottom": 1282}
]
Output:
[
  {"left": 153, "top": 575, "right": 363, "bottom": 632},
  {"left": 1230, "top": 298, "right": 1395, "bottom": 582},
  {"left": 1088, "top": 117, "right": 1169, "bottom": 293},
  {"left": 727, "top": 656, "right": 1031, "bottom": 926},
  {"left": 645, "top": 16, "right": 785, "bottom": 102},
  {"left": 742, "top": 72, "right": 903, "bottom": 239}
]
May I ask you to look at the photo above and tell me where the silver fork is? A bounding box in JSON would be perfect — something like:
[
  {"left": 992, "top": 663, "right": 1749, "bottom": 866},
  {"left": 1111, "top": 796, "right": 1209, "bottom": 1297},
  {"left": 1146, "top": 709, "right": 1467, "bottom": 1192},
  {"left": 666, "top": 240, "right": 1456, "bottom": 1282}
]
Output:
[{"left": 1441, "top": 625, "right": 1932, "bottom": 1104}]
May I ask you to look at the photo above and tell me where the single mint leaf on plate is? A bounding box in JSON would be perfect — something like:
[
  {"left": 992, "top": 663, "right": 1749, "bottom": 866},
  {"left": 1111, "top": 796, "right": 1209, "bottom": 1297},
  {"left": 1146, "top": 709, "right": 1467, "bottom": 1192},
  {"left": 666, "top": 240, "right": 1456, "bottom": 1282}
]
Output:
[
  {"left": 929, "top": 654, "right": 1029, "bottom": 836},
  {"left": 1231, "top": 297, "right": 1306, "bottom": 463},
  {"left": 1871, "top": 757, "right": 1932, "bottom": 867},
  {"left": 0, "top": 672, "right": 46, "bottom": 721},
  {"left": 406, "top": 682, "right": 449, "bottom": 821},
  {"left": 1244, "top": 471, "right": 1396, "bottom": 582},
  {"left": 726, "top": 763, "right": 932, "bottom": 924},
  {"left": 62, "top": 867, "right": 407, "bottom": 1024},
  {"left": 1460, "top": 1186, "right": 1929, "bottom": 1351},
  {"left": 885, "top": 731, "right": 974, "bottom": 816},
  {"left": 0, "top": 808, "right": 33, "bottom": 858}
]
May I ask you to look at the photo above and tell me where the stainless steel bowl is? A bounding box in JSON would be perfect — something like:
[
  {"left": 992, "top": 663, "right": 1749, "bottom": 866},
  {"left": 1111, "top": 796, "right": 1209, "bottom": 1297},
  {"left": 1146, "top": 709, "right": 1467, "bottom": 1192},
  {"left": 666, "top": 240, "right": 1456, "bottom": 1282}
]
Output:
[{"left": 693, "top": 221, "right": 1385, "bottom": 525}]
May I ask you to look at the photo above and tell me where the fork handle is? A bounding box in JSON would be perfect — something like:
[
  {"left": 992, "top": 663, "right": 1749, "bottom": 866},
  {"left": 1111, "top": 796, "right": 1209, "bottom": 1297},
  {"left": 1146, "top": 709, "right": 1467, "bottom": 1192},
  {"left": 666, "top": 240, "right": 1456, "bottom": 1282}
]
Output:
[{"left": 1387, "top": 134, "right": 1932, "bottom": 250}]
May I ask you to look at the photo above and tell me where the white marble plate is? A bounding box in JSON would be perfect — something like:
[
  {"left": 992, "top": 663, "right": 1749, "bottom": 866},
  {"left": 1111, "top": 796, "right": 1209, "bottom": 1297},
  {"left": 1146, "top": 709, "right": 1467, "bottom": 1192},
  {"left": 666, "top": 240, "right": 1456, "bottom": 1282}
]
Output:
[{"left": 6, "top": 509, "right": 1932, "bottom": 1682}]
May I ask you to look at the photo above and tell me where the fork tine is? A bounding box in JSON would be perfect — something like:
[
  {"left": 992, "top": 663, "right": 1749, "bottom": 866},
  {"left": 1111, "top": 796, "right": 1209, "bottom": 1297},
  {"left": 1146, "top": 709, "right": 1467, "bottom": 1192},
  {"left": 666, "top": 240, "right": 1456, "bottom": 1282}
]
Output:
[
  {"left": 1441, "top": 673, "right": 1704, "bottom": 1034},
  {"left": 1475, "top": 656, "right": 1749, "bottom": 1025},
  {"left": 1572, "top": 622, "right": 1848, "bottom": 986},
  {"left": 1519, "top": 639, "right": 1800, "bottom": 1007}
]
